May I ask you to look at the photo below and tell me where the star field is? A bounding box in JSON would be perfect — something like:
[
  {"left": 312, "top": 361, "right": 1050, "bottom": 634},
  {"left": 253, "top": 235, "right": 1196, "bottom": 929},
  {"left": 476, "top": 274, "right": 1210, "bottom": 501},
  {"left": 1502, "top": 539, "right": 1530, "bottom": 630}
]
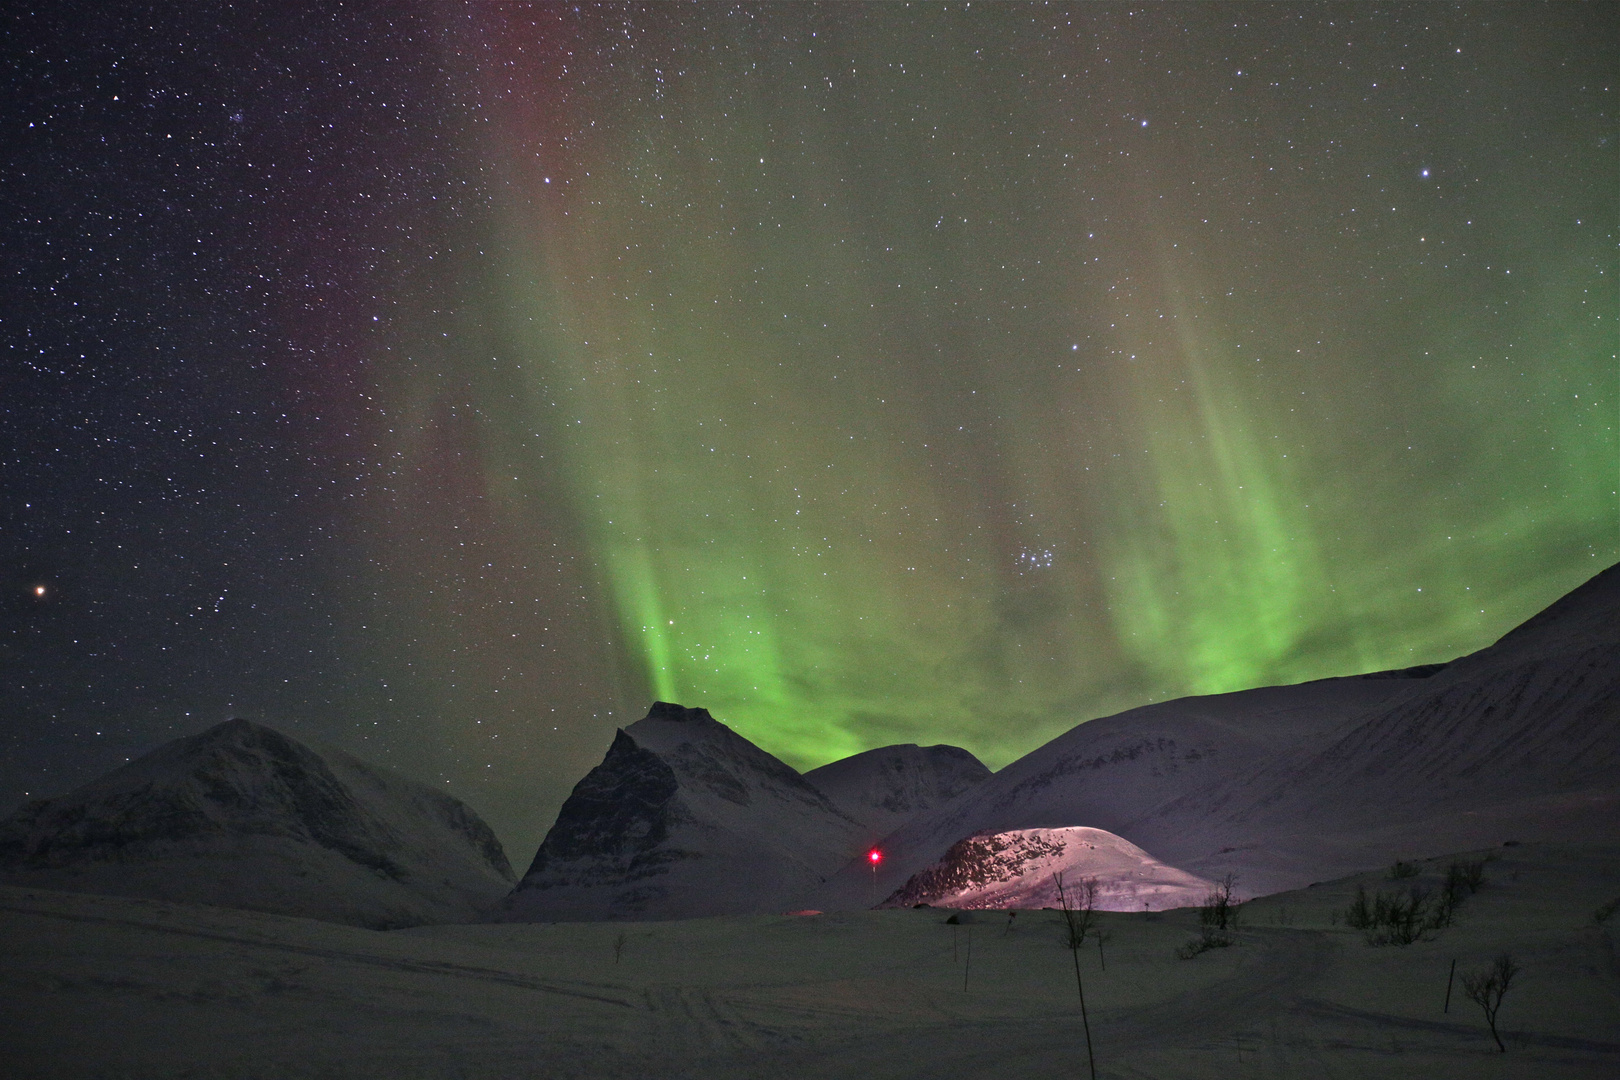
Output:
[{"left": 3, "top": 4, "right": 1614, "bottom": 856}]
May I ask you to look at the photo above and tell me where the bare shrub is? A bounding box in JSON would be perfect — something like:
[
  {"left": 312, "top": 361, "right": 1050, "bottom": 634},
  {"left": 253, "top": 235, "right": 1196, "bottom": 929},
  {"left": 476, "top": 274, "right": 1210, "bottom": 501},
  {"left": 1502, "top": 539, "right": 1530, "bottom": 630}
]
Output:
[
  {"left": 1461, "top": 953, "right": 1518, "bottom": 1052},
  {"left": 1451, "top": 858, "right": 1486, "bottom": 892},
  {"left": 1345, "top": 884, "right": 1375, "bottom": 929},
  {"left": 1052, "top": 872, "right": 1097, "bottom": 1080},
  {"left": 1175, "top": 927, "right": 1234, "bottom": 959},
  {"left": 1054, "top": 871, "right": 1099, "bottom": 948},
  {"left": 1433, "top": 858, "right": 1486, "bottom": 928},
  {"left": 1179, "top": 874, "right": 1240, "bottom": 958},
  {"left": 1344, "top": 858, "right": 1487, "bottom": 945},
  {"left": 1387, "top": 859, "right": 1420, "bottom": 880},
  {"left": 1200, "top": 873, "right": 1240, "bottom": 931}
]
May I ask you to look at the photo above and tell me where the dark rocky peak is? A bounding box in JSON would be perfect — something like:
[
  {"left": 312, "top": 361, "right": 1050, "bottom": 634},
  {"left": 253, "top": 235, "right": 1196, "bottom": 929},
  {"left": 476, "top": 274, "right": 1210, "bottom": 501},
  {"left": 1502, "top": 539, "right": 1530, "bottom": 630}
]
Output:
[
  {"left": 643, "top": 701, "right": 716, "bottom": 724},
  {"left": 505, "top": 703, "right": 870, "bottom": 919},
  {"left": 520, "top": 729, "right": 679, "bottom": 880},
  {"left": 625, "top": 701, "right": 834, "bottom": 810}
]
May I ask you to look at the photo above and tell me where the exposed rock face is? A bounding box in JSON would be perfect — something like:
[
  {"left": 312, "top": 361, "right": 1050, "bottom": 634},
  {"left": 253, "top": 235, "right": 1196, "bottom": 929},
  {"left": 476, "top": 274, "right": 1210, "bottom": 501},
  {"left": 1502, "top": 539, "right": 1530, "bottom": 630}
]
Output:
[
  {"left": 804, "top": 743, "right": 990, "bottom": 839},
  {"left": 519, "top": 730, "right": 682, "bottom": 885},
  {"left": 822, "top": 563, "right": 1620, "bottom": 905},
  {"left": 883, "top": 826, "right": 1213, "bottom": 912},
  {"left": 502, "top": 702, "right": 868, "bottom": 921},
  {"left": 0, "top": 719, "right": 514, "bottom": 928}
]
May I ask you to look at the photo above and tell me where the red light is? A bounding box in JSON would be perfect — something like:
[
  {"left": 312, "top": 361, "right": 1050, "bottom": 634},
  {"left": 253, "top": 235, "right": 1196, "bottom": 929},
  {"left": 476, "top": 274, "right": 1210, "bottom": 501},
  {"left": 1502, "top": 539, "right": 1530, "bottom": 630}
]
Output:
[{"left": 868, "top": 849, "right": 882, "bottom": 864}]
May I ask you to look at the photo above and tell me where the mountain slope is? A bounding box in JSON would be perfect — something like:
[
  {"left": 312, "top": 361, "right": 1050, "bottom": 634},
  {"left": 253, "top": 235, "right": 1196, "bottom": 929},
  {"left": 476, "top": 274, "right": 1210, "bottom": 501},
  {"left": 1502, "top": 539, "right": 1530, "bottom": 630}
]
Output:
[
  {"left": 804, "top": 743, "right": 989, "bottom": 840},
  {"left": 816, "top": 670, "right": 1430, "bottom": 908},
  {"left": 820, "top": 563, "right": 1620, "bottom": 906},
  {"left": 501, "top": 702, "right": 868, "bottom": 920},
  {"left": 0, "top": 719, "right": 514, "bottom": 928},
  {"left": 1130, "top": 562, "right": 1620, "bottom": 885}
]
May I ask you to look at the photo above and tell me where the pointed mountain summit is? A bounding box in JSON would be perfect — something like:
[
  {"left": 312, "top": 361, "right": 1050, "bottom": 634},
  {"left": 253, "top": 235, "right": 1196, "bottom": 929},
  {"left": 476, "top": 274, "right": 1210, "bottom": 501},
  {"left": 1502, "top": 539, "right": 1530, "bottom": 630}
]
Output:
[
  {"left": 501, "top": 702, "right": 868, "bottom": 920},
  {"left": 804, "top": 743, "right": 989, "bottom": 839},
  {"left": 0, "top": 719, "right": 514, "bottom": 928}
]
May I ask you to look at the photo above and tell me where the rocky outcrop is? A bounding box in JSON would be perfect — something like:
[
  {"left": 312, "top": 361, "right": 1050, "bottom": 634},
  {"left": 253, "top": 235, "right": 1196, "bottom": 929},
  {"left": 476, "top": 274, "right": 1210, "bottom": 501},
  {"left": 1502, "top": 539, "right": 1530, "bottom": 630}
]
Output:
[{"left": 501, "top": 702, "right": 868, "bottom": 920}]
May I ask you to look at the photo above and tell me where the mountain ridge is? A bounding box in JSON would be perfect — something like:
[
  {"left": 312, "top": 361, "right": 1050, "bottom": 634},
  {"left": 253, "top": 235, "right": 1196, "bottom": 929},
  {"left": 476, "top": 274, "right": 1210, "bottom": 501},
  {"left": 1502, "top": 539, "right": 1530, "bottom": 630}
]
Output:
[{"left": 0, "top": 718, "right": 515, "bottom": 928}]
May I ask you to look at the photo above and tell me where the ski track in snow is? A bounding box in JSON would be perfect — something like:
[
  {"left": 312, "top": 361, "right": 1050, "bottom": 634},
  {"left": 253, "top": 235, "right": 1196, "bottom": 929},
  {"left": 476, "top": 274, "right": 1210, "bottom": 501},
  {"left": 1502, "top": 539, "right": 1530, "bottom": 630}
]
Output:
[
  {"left": 0, "top": 896, "right": 636, "bottom": 1008},
  {"left": 8, "top": 840, "right": 1620, "bottom": 1079}
]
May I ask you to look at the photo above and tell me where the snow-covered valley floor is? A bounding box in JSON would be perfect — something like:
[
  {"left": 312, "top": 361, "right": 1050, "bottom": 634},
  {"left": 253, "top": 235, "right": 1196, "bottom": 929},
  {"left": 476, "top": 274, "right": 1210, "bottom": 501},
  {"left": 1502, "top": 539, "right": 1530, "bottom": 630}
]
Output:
[{"left": 4, "top": 841, "right": 1617, "bottom": 1079}]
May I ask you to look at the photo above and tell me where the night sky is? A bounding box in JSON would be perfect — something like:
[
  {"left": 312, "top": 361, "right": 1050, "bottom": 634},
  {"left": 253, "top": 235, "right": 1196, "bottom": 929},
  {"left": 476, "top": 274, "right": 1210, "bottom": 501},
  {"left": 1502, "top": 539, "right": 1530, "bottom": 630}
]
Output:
[{"left": 4, "top": 3, "right": 1615, "bottom": 859}]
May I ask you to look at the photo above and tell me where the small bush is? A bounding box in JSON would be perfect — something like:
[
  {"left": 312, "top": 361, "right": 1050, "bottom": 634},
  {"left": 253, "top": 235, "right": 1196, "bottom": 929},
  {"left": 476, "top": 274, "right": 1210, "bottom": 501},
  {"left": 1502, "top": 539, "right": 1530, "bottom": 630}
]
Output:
[
  {"left": 1451, "top": 858, "right": 1486, "bottom": 892},
  {"left": 1388, "top": 860, "right": 1421, "bottom": 880},
  {"left": 1462, "top": 953, "right": 1518, "bottom": 1052},
  {"left": 1345, "top": 884, "right": 1375, "bottom": 929},
  {"left": 1343, "top": 858, "right": 1487, "bottom": 945},
  {"left": 1178, "top": 875, "right": 1240, "bottom": 958},
  {"left": 1367, "top": 887, "right": 1433, "bottom": 946},
  {"left": 1176, "top": 926, "right": 1234, "bottom": 959},
  {"left": 1433, "top": 859, "right": 1486, "bottom": 928},
  {"left": 1053, "top": 872, "right": 1099, "bottom": 949},
  {"left": 1199, "top": 874, "right": 1241, "bottom": 931}
]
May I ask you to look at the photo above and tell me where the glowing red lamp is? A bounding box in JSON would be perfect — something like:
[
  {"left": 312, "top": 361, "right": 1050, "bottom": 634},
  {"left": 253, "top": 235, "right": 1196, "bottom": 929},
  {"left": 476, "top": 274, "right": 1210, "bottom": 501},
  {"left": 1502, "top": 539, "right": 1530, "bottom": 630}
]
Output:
[{"left": 868, "top": 849, "right": 883, "bottom": 865}]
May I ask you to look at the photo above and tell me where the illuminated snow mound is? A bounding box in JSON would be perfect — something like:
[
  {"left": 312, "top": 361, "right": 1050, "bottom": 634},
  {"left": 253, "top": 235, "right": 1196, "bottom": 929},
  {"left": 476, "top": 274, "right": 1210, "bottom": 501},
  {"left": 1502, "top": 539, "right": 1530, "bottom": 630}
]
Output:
[{"left": 882, "top": 826, "right": 1214, "bottom": 912}]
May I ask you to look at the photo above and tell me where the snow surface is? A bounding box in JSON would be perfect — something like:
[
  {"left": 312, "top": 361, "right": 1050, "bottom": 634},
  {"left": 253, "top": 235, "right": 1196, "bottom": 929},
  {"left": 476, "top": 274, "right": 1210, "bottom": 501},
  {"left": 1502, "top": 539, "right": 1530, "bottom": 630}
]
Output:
[
  {"left": 883, "top": 826, "right": 1214, "bottom": 912},
  {"left": 0, "top": 719, "right": 514, "bottom": 928},
  {"left": 4, "top": 840, "right": 1617, "bottom": 1078}
]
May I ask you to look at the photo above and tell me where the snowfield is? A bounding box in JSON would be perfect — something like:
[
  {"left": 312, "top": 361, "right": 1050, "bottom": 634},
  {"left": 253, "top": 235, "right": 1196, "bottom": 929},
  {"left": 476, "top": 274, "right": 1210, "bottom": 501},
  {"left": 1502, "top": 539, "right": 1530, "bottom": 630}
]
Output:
[{"left": 4, "top": 841, "right": 1617, "bottom": 1078}]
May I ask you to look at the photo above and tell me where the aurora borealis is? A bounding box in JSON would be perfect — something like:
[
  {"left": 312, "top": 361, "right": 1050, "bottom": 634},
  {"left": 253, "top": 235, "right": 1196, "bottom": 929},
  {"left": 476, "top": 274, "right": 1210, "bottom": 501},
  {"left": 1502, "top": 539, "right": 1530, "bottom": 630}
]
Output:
[{"left": 4, "top": 4, "right": 1615, "bottom": 854}]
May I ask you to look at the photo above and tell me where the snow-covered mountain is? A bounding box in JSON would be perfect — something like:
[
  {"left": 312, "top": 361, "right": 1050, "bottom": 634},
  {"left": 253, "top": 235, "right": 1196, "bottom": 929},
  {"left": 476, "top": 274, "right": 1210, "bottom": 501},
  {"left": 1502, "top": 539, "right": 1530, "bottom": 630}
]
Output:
[
  {"left": 500, "top": 702, "right": 869, "bottom": 921},
  {"left": 804, "top": 743, "right": 989, "bottom": 840},
  {"left": 818, "top": 563, "right": 1620, "bottom": 906},
  {"left": 882, "top": 826, "right": 1212, "bottom": 912},
  {"left": 815, "top": 670, "right": 1425, "bottom": 907},
  {"left": 1133, "top": 560, "right": 1620, "bottom": 886},
  {"left": 0, "top": 719, "right": 515, "bottom": 928}
]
